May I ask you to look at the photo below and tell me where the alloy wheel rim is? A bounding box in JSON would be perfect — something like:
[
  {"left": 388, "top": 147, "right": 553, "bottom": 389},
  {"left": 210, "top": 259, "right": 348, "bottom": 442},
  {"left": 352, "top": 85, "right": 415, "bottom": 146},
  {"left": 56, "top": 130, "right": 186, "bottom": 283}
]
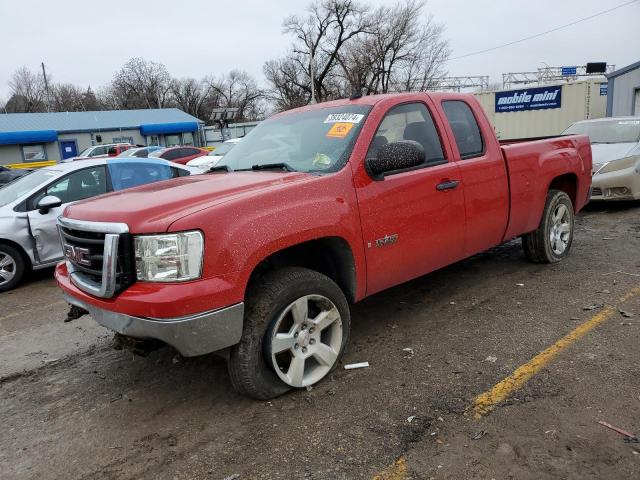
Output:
[
  {"left": 0, "top": 251, "right": 16, "bottom": 286},
  {"left": 549, "top": 204, "right": 571, "bottom": 255},
  {"left": 269, "top": 294, "right": 343, "bottom": 388}
]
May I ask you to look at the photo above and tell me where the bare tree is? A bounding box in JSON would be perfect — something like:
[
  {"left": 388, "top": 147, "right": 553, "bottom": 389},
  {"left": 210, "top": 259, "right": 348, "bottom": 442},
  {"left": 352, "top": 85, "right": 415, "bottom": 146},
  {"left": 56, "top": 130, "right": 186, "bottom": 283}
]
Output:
[
  {"left": 170, "top": 77, "right": 213, "bottom": 119},
  {"left": 6, "top": 66, "right": 46, "bottom": 112},
  {"left": 339, "top": 0, "right": 450, "bottom": 94},
  {"left": 81, "top": 86, "right": 99, "bottom": 111},
  {"left": 206, "top": 70, "right": 265, "bottom": 122},
  {"left": 50, "top": 83, "right": 86, "bottom": 111},
  {"left": 265, "top": 0, "right": 370, "bottom": 107},
  {"left": 109, "top": 57, "right": 173, "bottom": 109},
  {"left": 264, "top": 57, "right": 310, "bottom": 111}
]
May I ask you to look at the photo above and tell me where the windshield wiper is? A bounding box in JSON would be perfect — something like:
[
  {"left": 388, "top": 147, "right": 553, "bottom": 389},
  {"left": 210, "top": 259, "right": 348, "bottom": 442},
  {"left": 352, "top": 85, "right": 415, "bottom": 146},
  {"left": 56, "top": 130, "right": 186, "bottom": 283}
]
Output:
[
  {"left": 250, "top": 162, "right": 297, "bottom": 172},
  {"left": 207, "top": 165, "right": 234, "bottom": 173}
]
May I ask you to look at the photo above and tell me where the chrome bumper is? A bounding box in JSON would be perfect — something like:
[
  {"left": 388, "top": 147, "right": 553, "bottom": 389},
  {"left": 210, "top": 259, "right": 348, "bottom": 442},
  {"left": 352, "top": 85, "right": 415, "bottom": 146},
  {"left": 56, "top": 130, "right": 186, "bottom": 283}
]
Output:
[{"left": 64, "top": 294, "right": 244, "bottom": 357}]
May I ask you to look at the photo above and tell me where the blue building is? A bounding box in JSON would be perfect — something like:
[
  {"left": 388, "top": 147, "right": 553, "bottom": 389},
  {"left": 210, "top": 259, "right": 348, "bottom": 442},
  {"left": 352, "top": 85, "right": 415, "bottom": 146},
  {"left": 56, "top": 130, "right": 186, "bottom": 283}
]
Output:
[{"left": 0, "top": 108, "right": 204, "bottom": 165}]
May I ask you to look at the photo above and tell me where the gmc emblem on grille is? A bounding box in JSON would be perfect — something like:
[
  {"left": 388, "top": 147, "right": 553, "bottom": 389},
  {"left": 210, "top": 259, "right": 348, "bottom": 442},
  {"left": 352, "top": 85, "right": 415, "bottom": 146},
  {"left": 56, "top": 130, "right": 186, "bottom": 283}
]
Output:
[{"left": 63, "top": 244, "right": 92, "bottom": 266}]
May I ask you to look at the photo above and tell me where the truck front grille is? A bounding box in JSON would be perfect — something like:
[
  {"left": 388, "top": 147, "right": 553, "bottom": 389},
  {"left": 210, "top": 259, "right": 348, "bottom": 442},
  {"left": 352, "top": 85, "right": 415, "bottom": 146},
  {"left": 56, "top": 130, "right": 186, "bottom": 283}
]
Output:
[{"left": 57, "top": 218, "right": 133, "bottom": 298}]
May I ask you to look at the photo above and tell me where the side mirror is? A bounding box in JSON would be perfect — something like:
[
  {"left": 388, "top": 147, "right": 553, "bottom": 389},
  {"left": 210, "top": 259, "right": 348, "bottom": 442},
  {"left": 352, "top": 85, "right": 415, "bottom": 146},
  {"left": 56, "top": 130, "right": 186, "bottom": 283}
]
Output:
[
  {"left": 365, "top": 140, "right": 425, "bottom": 179},
  {"left": 37, "top": 195, "right": 62, "bottom": 214}
]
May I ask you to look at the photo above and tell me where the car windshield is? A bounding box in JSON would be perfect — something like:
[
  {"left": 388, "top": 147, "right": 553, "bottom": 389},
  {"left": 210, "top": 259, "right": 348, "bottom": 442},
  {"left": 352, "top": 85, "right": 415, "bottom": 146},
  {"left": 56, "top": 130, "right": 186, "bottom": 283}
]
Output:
[
  {"left": 116, "top": 149, "right": 142, "bottom": 158},
  {"left": 208, "top": 142, "right": 237, "bottom": 156},
  {"left": 77, "top": 147, "right": 93, "bottom": 157},
  {"left": 106, "top": 159, "right": 175, "bottom": 191},
  {"left": 218, "top": 105, "right": 372, "bottom": 173},
  {"left": 563, "top": 119, "right": 640, "bottom": 144},
  {"left": 0, "top": 169, "right": 59, "bottom": 207}
]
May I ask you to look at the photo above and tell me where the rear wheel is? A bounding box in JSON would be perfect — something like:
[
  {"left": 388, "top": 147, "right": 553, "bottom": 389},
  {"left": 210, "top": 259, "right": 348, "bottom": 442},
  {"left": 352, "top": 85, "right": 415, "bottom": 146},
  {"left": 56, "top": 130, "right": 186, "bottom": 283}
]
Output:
[
  {"left": 0, "top": 244, "right": 26, "bottom": 292},
  {"left": 228, "top": 267, "right": 350, "bottom": 400},
  {"left": 522, "top": 189, "right": 574, "bottom": 263}
]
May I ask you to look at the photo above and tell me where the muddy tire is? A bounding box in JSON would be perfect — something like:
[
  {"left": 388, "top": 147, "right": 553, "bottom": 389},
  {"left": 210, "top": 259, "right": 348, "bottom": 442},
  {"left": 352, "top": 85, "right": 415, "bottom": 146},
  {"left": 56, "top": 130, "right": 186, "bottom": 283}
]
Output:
[
  {"left": 522, "top": 189, "right": 575, "bottom": 264},
  {"left": 0, "top": 243, "right": 27, "bottom": 292},
  {"left": 228, "top": 267, "right": 350, "bottom": 400}
]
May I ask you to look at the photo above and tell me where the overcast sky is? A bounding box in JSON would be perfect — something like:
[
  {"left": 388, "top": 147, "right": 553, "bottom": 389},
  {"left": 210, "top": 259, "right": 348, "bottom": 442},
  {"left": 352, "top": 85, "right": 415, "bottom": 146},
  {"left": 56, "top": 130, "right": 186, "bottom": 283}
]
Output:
[{"left": 0, "top": 0, "right": 638, "bottom": 99}]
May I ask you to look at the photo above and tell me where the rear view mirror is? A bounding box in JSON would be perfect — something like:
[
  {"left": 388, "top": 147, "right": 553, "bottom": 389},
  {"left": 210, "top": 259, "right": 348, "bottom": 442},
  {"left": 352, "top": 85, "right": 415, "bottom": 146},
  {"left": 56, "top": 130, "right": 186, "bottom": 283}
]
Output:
[
  {"left": 365, "top": 140, "right": 426, "bottom": 179},
  {"left": 37, "top": 195, "right": 62, "bottom": 214}
]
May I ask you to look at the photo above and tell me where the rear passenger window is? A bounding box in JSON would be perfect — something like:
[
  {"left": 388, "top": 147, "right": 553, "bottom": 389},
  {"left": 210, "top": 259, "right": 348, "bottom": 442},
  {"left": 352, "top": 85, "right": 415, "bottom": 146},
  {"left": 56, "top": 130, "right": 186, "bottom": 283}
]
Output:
[
  {"left": 442, "top": 101, "right": 484, "bottom": 159},
  {"left": 161, "top": 149, "right": 181, "bottom": 161},
  {"left": 367, "top": 102, "right": 445, "bottom": 166}
]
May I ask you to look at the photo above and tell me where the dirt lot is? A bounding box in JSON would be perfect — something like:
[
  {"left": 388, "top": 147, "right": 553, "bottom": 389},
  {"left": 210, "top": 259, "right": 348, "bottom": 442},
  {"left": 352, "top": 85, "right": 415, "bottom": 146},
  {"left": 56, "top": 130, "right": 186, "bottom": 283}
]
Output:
[{"left": 1, "top": 202, "right": 639, "bottom": 480}]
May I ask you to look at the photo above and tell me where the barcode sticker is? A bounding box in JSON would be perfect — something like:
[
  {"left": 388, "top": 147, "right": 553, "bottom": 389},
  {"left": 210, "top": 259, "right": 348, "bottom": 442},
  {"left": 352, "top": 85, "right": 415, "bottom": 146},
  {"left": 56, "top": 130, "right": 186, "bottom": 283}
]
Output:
[{"left": 324, "top": 113, "right": 364, "bottom": 124}]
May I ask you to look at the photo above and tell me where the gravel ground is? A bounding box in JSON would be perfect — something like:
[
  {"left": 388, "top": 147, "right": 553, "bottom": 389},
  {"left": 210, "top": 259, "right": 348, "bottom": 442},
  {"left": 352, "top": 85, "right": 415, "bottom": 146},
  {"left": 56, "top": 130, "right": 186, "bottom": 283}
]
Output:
[{"left": 1, "top": 202, "right": 639, "bottom": 480}]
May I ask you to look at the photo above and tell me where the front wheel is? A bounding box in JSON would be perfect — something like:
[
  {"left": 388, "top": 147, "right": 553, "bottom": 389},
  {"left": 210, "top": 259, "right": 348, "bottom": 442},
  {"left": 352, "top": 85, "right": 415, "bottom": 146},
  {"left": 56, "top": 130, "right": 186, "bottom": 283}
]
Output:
[
  {"left": 0, "top": 243, "right": 26, "bottom": 292},
  {"left": 228, "top": 267, "right": 350, "bottom": 400},
  {"left": 522, "top": 189, "right": 575, "bottom": 263}
]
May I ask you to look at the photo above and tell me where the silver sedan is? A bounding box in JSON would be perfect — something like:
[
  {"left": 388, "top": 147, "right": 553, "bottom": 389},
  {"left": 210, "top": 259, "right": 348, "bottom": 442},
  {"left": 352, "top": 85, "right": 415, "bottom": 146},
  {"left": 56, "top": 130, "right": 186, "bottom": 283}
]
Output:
[
  {"left": 563, "top": 117, "right": 640, "bottom": 201},
  {"left": 0, "top": 158, "right": 194, "bottom": 291}
]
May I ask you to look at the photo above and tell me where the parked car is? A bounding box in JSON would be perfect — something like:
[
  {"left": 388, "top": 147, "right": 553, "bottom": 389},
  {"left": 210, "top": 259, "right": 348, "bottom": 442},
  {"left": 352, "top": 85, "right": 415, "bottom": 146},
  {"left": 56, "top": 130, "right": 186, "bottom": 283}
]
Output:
[
  {"left": 115, "top": 146, "right": 163, "bottom": 158},
  {"left": 56, "top": 92, "right": 592, "bottom": 398},
  {"left": 148, "top": 146, "right": 209, "bottom": 165},
  {"left": 563, "top": 117, "right": 640, "bottom": 201},
  {"left": 0, "top": 158, "right": 192, "bottom": 292},
  {"left": 0, "top": 166, "right": 32, "bottom": 187},
  {"left": 63, "top": 143, "right": 135, "bottom": 162},
  {"left": 187, "top": 138, "right": 242, "bottom": 171}
]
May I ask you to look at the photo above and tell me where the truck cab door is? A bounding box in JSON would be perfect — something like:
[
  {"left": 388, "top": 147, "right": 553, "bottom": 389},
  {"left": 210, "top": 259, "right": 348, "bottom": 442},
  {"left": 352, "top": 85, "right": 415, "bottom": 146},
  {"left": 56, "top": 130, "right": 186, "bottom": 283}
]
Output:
[
  {"left": 440, "top": 100, "right": 510, "bottom": 256},
  {"left": 353, "top": 101, "right": 466, "bottom": 295},
  {"left": 26, "top": 165, "right": 108, "bottom": 265}
]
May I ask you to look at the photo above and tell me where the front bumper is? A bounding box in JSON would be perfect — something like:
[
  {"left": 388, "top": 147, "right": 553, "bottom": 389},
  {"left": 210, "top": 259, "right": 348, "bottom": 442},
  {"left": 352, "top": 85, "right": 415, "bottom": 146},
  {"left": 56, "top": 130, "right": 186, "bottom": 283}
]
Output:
[
  {"left": 591, "top": 167, "right": 640, "bottom": 201},
  {"left": 64, "top": 293, "right": 244, "bottom": 357}
]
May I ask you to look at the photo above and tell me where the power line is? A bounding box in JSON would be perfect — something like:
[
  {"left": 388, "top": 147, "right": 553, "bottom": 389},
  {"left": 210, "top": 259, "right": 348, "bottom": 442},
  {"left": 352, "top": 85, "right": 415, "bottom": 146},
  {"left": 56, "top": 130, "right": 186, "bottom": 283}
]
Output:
[{"left": 448, "top": 0, "right": 639, "bottom": 62}]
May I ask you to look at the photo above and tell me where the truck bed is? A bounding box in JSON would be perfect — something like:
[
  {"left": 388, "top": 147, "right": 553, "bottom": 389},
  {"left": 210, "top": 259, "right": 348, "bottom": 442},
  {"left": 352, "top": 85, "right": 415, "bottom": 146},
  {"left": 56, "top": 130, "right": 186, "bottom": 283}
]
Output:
[{"left": 500, "top": 134, "right": 592, "bottom": 241}]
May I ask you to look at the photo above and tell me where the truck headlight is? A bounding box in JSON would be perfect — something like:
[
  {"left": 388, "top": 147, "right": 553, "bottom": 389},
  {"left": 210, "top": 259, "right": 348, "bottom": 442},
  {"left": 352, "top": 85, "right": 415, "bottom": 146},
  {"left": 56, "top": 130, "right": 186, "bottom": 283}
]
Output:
[
  {"left": 598, "top": 155, "right": 639, "bottom": 175},
  {"left": 134, "top": 231, "right": 203, "bottom": 282}
]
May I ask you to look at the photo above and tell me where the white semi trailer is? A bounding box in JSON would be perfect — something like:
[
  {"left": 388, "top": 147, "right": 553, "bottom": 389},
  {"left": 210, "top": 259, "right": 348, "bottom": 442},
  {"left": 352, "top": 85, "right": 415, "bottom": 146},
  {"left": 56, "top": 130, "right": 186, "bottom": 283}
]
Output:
[{"left": 474, "top": 79, "right": 607, "bottom": 140}]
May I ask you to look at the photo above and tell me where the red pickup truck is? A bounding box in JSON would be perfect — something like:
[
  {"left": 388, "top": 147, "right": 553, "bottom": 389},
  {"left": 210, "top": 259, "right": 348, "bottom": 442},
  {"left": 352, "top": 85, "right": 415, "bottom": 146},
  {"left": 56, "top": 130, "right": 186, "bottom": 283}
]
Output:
[{"left": 55, "top": 92, "right": 592, "bottom": 399}]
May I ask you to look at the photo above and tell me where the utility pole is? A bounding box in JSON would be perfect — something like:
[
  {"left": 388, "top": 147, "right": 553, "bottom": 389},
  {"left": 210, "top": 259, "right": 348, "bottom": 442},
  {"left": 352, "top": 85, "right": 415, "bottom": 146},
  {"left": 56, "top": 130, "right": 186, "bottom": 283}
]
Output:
[
  {"left": 41, "top": 62, "right": 51, "bottom": 112},
  {"left": 310, "top": 53, "right": 316, "bottom": 105}
]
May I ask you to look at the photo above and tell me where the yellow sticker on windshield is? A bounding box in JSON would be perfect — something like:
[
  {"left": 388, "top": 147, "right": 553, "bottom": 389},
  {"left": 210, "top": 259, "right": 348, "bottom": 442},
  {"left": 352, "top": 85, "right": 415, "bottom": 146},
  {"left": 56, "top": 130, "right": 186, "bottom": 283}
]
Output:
[{"left": 326, "top": 122, "right": 354, "bottom": 138}]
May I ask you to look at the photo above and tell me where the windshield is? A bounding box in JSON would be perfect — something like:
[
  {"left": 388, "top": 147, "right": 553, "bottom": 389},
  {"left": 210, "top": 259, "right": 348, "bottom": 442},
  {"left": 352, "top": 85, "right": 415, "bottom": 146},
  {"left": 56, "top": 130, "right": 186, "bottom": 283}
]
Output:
[
  {"left": 218, "top": 104, "right": 372, "bottom": 173},
  {"left": 77, "top": 147, "right": 93, "bottom": 157},
  {"left": 208, "top": 142, "right": 237, "bottom": 156},
  {"left": 563, "top": 119, "right": 640, "bottom": 144},
  {"left": 117, "top": 148, "right": 142, "bottom": 158},
  {"left": 148, "top": 149, "right": 166, "bottom": 158},
  {"left": 107, "top": 159, "right": 176, "bottom": 190},
  {"left": 0, "top": 169, "right": 60, "bottom": 207}
]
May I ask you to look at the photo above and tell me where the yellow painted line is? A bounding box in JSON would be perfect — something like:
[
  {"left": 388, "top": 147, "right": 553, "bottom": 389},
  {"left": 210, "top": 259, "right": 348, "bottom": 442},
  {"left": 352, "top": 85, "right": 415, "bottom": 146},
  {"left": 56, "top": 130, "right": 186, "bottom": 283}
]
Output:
[
  {"left": 472, "top": 285, "right": 640, "bottom": 418},
  {"left": 372, "top": 456, "right": 408, "bottom": 480}
]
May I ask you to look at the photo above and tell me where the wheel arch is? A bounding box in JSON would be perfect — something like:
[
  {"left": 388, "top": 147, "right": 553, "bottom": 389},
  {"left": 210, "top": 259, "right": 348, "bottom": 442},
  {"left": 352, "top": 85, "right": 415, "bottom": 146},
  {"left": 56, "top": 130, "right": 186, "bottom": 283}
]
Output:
[
  {"left": 548, "top": 173, "right": 578, "bottom": 209},
  {"left": 245, "top": 236, "right": 357, "bottom": 303}
]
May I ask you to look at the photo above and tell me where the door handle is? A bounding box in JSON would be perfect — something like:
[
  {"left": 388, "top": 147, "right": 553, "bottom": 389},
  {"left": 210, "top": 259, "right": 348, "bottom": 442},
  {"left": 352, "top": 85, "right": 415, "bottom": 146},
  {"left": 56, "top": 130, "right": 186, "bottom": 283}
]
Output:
[{"left": 436, "top": 180, "right": 459, "bottom": 191}]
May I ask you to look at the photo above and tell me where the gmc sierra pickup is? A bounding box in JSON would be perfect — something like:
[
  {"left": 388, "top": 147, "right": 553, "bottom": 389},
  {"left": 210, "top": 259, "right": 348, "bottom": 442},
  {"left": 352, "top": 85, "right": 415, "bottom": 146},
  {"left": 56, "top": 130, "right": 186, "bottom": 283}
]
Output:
[{"left": 55, "top": 92, "right": 592, "bottom": 399}]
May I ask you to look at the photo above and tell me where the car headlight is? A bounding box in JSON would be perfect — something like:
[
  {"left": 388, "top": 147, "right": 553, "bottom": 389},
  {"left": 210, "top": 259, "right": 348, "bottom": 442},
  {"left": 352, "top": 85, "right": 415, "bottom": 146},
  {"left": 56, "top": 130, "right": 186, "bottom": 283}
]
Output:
[
  {"left": 134, "top": 231, "right": 203, "bottom": 282},
  {"left": 598, "top": 155, "right": 640, "bottom": 175}
]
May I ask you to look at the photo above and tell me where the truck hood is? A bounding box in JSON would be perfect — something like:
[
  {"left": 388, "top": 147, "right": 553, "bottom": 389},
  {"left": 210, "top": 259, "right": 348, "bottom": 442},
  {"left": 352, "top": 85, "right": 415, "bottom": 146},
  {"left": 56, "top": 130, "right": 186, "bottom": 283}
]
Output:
[
  {"left": 63, "top": 171, "right": 310, "bottom": 233},
  {"left": 590, "top": 142, "right": 638, "bottom": 167}
]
